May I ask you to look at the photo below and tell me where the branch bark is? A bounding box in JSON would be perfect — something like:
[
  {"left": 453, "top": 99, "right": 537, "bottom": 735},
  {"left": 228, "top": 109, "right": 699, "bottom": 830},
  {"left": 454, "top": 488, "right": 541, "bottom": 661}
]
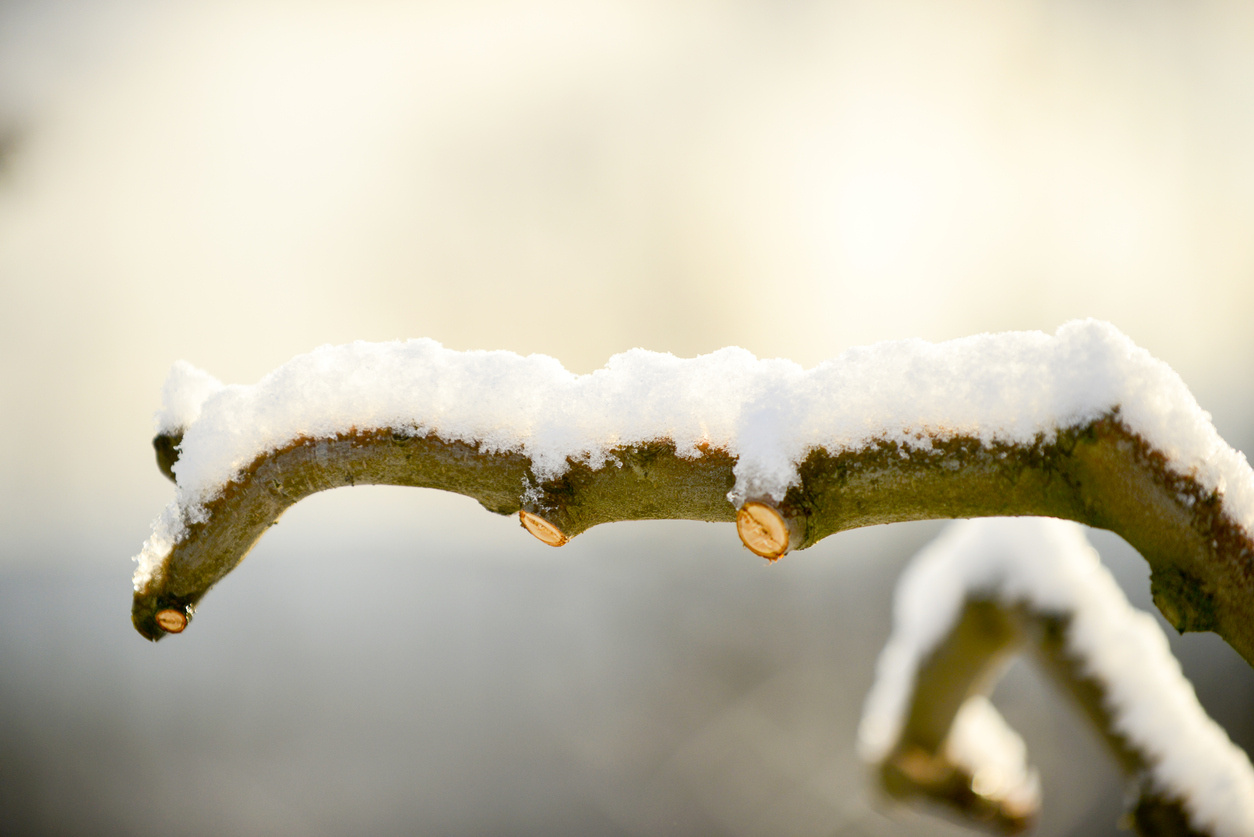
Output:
[
  {"left": 875, "top": 602, "right": 1241, "bottom": 836},
  {"left": 134, "top": 411, "right": 1254, "bottom": 673},
  {"left": 860, "top": 518, "right": 1254, "bottom": 836}
]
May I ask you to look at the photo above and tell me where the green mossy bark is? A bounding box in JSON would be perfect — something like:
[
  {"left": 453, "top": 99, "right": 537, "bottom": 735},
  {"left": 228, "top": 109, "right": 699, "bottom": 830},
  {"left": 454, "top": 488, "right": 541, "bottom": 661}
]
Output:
[{"left": 134, "top": 412, "right": 1254, "bottom": 671}]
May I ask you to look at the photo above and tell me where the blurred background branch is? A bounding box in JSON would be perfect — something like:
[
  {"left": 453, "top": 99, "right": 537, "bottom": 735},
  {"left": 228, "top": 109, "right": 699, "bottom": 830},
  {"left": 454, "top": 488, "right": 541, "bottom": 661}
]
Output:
[{"left": 864, "top": 520, "right": 1254, "bottom": 836}]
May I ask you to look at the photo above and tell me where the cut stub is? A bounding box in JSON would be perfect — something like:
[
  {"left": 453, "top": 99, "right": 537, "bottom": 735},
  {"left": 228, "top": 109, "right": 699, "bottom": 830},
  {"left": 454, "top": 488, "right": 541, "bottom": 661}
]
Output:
[
  {"left": 736, "top": 500, "right": 805, "bottom": 561},
  {"left": 154, "top": 607, "right": 188, "bottom": 634},
  {"left": 519, "top": 510, "right": 569, "bottom": 547}
]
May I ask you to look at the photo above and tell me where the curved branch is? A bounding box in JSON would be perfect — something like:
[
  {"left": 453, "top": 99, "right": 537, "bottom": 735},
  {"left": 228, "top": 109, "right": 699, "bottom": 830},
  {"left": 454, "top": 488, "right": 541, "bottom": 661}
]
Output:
[
  {"left": 859, "top": 519, "right": 1254, "bottom": 837},
  {"left": 134, "top": 410, "right": 1254, "bottom": 672},
  {"left": 129, "top": 326, "right": 1254, "bottom": 660}
]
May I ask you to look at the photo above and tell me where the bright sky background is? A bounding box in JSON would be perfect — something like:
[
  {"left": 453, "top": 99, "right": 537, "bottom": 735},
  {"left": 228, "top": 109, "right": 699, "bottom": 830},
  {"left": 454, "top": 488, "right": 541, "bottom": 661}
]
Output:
[{"left": 3, "top": 0, "right": 1254, "bottom": 567}]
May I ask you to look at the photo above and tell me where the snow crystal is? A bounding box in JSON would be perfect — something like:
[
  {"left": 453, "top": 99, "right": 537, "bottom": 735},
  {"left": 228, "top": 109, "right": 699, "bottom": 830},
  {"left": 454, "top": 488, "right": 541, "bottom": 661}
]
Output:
[
  {"left": 858, "top": 518, "right": 1254, "bottom": 837},
  {"left": 135, "top": 320, "right": 1254, "bottom": 591},
  {"left": 154, "top": 360, "right": 224, "bottom": 433}
]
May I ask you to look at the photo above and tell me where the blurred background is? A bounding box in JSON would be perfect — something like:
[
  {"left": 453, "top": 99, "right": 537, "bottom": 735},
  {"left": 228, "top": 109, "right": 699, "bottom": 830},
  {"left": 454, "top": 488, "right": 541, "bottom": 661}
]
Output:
[{"left": 2, "top": 0, "right": 1253, "bottom": 834}]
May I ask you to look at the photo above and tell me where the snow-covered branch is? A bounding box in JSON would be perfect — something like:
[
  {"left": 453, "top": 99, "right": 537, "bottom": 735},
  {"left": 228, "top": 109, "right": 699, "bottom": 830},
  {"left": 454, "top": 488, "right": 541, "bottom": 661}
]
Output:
[
  {"left": 859, "top": 518, "right": 1254, "bottom": 836},
  {"left": 130, "top": 322, "right": 1254, "bottom": 672}
]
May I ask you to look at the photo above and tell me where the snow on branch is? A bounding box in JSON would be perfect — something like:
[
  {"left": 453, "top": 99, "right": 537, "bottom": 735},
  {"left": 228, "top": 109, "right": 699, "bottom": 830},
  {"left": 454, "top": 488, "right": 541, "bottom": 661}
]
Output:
[
  {"left": 131, "top": 321, "right": 1254, "bottom": 669},
  {"left": 859, "top": 518, "right": 1254, "bottom": 836}
]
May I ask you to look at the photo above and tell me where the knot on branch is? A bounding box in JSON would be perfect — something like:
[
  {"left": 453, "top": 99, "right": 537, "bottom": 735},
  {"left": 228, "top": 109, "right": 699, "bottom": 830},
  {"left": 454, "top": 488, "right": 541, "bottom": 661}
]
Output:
[
  {"left": 153, "top": 430, "right": 182, "bottom": 483},
  {"left": 1151, "top": 566, "right": 1221, "bottom": 634}
]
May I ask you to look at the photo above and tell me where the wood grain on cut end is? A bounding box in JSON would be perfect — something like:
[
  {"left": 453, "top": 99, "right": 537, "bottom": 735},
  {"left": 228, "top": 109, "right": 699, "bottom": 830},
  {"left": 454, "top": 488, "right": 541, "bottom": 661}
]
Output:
[
  {"left": 154, "top": 608, "right": 188, "bottom": 634},
  {"left": 737, "top": 501, "right": 791, "bottom": 560},
  {"left": 519, "top": 510, "right": 569, "bottom": 547}
]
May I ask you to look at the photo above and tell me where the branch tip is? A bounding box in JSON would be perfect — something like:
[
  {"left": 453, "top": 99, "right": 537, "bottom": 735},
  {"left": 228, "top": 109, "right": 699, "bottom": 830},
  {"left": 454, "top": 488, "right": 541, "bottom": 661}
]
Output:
[
  {"left": 519, "top": 510, "right": 569, "bottom": 547},
  {"left": 881, "top": 745, "right": 1036, "bottom": 835}
]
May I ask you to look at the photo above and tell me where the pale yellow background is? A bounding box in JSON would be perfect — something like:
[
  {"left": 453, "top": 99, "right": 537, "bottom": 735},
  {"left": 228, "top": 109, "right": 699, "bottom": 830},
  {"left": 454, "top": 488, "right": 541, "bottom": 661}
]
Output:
[
  {"left": 3, "top": 0, "right": 1254, "bottom": 562},
  {"left": 1, "top": 2, "right": 1252, "bottom": 835}
]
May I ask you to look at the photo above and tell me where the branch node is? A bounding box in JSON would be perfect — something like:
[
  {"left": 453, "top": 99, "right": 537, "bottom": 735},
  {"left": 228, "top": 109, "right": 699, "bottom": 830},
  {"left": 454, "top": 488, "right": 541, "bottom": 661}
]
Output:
[
  {"left": 1150, "top": 567, "right": 1219, "bottom": 634},
  {"left": 519, "top": 510, "right": 569, "bottom": 547},
  {"left": 153, "top": 431, "right": 182, "bottom": 483},
  {"left": 736, "top": 500, "right": 804, "bottom": 561}
]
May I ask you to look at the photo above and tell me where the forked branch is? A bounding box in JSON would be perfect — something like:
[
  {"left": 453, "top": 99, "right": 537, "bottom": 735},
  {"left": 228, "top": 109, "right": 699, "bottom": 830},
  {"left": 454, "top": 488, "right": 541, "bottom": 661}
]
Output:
[{"left": 859, "top": 519, "right": 1254, "bottom": 837}]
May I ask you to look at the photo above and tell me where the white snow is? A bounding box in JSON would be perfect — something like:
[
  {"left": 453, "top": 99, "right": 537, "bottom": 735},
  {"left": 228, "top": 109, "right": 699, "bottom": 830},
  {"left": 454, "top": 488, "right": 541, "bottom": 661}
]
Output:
[
  {"left": 944, "top": 696, "right": 1041, "bottom": 820},
  {"left": 154, "top": 360, "right": 224, "bottom": 434},
  {"left": 857, "top": 518, "right": 1254, "bottom": 837},
  {"left": 135, "top": 319, "right": 1254, "bottom": 590}
]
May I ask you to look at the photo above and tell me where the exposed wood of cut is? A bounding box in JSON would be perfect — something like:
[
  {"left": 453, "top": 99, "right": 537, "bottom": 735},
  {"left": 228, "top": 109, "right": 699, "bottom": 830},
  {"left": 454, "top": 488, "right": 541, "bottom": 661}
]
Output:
[{"left": 519, "top": 510, "right": 568, "bottom": 547}]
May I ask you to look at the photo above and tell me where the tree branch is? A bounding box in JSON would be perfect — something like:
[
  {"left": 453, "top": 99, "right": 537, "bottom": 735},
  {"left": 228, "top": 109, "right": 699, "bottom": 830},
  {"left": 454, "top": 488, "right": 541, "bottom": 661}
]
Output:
[
  {"left": 130, "top": 326, "right": 1254, "bottom": 665},
  {"left": 134, "top": 410, "right": 1254, "bottom": 674},
  {"left": 859, "top": 519, "right": 1254, "bottom": 837}
]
